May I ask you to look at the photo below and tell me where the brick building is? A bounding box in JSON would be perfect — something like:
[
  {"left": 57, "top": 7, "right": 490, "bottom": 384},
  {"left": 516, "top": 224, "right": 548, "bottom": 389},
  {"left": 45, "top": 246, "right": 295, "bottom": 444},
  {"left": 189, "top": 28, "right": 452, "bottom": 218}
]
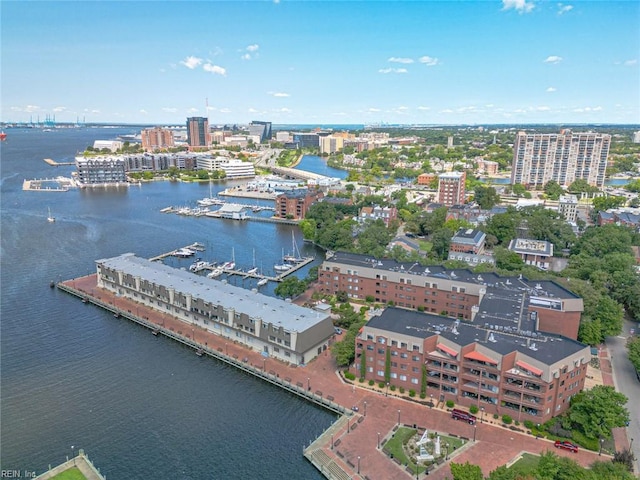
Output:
[
  {"left": 275, "top": 189, "right": 323, "bottom": 220},
  {"left": 355, "top": 307, "right": 589, "bottom": 423},
  {"left": 317, "top": 251, "right": 583, "bottom": 340},
  {"left": 438, "top": 172, "right": 466, "bottom": 206},
  {"left": 508, "top": 239, "right": 554, "bottom": 270}
]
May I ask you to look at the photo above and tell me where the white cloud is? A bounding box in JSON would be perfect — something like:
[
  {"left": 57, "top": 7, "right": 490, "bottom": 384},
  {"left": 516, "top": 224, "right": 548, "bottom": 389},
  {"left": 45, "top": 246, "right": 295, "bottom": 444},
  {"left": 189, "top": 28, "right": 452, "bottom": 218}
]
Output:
[
  {"left": 417, "top": 106, "right": 431, "bottom": 111},
  {"left": 52, "top": 106, "right": 67, "bottom": 112},
  {"left": 248, "top": 108, "right": 259, "bottom": 113},
  {"left": 544, "top": 55, "right": 563, "bottom": 64},
  {"left": 210, "top": 46, "right": 223, "bottom": 57},
  {"left": 269, "top": 92, "right": 290, "bottom": 97},
  {"left": 396, "top": 106, "right": 409, "bottom": 111},
  {"left": 277, "top": 107, "right": 292, "bottom": 113},
  {"left": 546, "top": 87, "right": 557, "bottom": 92},
  {"left": 573, "top": 106, "right": 602, "bottom": 112},
  {"left": 502, "top": 0, "right": 535, "bottom": 13},
  {"left": 368, "top": 108, "right": 381, "bottom": 112},
  {"left": 203, "top": 64, "right": 226, "bottom": 75},
  {"left": 139, "top": 109, "right": 148, "bottom": 115},
  {"left": 242, "top": 44, "right": 260, "bottom": 60},
  {"left": 557, "top": 3, "right": 573, "bottom": 14},
  {"left": 187, "top": 107, "right": 198, "bottom": 113},
  {"left": 162, "top": 107, "right": 178, "bottom": 113},
  {"left": 180, "top": 56, "right": 203, "bottom": 69},
  {"left": 388, "top": 57, "right": 414, "bottom": 64},
  {"left": 624, "top": 59, "right": 638, "bottom": 66},
  {"left": 536, "top": 106, "right": 551, "bottom": 111},
  {"left": 418, "top": 56, "right": 440, "bottom": 66},
  {"left": 25, "top": 105, "right": 40, "bottom": 113},
  {"left": 457, "top": 106, "right": 477, "bottom": 113},
  {"left": 219, "top": 108, "right": 231, "bottom": 113},
  {"left": 440, "top": 109, "right": 454, "bottom": 113},
  {"left": 378, "top": 68, "right": 408, "bottom": 74}
]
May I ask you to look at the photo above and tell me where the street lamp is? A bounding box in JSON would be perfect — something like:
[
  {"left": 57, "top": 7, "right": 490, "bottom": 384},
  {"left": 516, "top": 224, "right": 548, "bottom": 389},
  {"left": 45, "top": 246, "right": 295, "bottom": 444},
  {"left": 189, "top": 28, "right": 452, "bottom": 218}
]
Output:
[
  {"left": 347, "top": 417, "right": 350, "bottom": 434},
  {"left": 430, "top": 394, "right": 433, "bottom": 409},
  {"left": 331, "top": 434, "right": 334, "bottom": 450},
  {"left": 481, "top": 407, "right": 485, "bottom": 423},
  {"left": 386, "top": 382, "right": 389, "bottom": 397},
  {"left": 445, "top": 442, "right": 449, "bottom": 461},
  {"left": 377, "top": 432, "right": 380, "bottom": 449},
  {"left": 599, "top": 438, "right": 604, "bottom": 456},
  {"left": 357, "top": 456, "right": 361, "bottom": 474},
  {"left": 307, "top": 377, "right": 311, "bottom": 391},
  {"left": 263, "top": 358, "right": 266, "bottom": 372},
  {"left": 71, "top": 446, "right": 75, "bottom": 465},
  {"left": 364, "top": 401, "right": 367, "bottom": 417},
  {"left": 473, "top": 425, "right": 477, "bottom": 442},
  {"left": 397, "top": 409, "right": 401, "bottom": 426}
]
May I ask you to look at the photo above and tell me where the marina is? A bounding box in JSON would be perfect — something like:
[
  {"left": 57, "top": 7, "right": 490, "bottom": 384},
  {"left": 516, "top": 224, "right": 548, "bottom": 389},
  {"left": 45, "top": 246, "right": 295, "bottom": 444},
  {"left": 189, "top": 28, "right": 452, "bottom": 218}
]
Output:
[{"left": 150, "top": 242, "right": 314, "bottom": 283}]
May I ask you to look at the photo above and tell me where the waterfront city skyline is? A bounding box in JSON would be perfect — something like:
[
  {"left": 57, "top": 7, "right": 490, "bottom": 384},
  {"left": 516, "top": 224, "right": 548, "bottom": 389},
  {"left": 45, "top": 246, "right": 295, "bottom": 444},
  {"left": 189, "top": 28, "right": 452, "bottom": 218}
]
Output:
[{"left": 2, "top": 1, "right": 639, "bottom": 126}]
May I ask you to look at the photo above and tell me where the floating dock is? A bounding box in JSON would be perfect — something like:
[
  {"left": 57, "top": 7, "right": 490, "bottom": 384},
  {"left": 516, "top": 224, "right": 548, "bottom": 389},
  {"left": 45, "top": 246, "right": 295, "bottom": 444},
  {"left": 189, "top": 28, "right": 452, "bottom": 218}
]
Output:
[{"left": 23, "top": 177, "right": 76, "bottom": 192}]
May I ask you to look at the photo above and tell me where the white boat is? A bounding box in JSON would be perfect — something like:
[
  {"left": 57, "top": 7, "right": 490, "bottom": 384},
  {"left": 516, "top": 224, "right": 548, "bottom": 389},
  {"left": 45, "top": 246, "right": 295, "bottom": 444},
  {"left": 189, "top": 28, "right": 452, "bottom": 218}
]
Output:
[
  {"left": 283, "top": 231, "right": 304, "bottom": 263},
  {"left": 189, "top": 261, "right": 210, "bottom": 272},
  {"left": 47, "top": 207, "right": 55, "bottom": 223},
  {"left": 207, "top": 267, "right": 223, "bottom": 278},
  {"left": 173, "top": 248, "right": 195, "bottom": 257},
  {"left": 222, "top": 247, "right": 236, "bottom": 270},
  {"left": 247, "top": 267, "right": 258, "bottom": 274},
  {"left": 274, "top": 263, "right": 292, "bottom": 272},
  {"left": 197, "top": 183, "right": 226, "bottom": 206},
  {"left": 257, "top": 277, "right": 268, "bottom": 286}
]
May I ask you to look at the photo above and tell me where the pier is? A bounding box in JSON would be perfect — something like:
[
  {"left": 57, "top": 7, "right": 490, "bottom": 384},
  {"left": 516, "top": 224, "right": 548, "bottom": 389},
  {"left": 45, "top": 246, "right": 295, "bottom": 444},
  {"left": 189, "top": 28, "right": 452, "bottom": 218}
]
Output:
[
  {"left": 148, "top": 243, "right": 314, "bottom": 283},
  {"left": 44, "top": 158, "right": 76, "bottom": 166},
  {"left": 23, "top": 177, "right": 76, "bottom": 192}
]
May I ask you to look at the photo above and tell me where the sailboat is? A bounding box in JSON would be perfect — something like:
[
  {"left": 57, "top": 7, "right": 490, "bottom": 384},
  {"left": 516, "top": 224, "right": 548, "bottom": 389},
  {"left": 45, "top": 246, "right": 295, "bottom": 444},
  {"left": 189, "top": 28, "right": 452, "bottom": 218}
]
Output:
[
  {"left": 222, "top": 247, "right": 236, "bottom": 270},
  {"left": 274, "top": 248, "right": 293, "bottom": 272},
  {"left": 283, "top": 231, "right": 304, "bottom": 263},
  {"left": 47, "top": 207, "right": 55, "bottom": 223},
  {"left": 247, "top": 249, "right": 258, "bottom": 274}
]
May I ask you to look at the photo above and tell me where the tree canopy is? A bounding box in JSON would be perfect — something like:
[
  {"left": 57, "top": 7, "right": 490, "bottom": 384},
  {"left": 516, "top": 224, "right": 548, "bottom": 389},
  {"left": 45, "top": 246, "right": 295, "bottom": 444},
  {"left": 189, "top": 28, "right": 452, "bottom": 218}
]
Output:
[{"left": 566, "top": 385, "right": 629, "bottom": 440}]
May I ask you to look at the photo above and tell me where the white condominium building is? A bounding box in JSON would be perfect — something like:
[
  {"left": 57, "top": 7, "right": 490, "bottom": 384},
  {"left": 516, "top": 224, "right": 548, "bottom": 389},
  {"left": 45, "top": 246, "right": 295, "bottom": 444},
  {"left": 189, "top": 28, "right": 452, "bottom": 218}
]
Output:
[{"left": 511, "top": 130, "right": 610, "bottom": 189}]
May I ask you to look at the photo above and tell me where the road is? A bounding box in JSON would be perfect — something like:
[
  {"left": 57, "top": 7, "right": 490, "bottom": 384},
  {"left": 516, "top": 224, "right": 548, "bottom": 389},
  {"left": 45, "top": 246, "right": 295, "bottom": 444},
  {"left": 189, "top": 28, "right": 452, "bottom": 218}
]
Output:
[{"left": 605, "top": 318, "right": 640, "bottom": 473}]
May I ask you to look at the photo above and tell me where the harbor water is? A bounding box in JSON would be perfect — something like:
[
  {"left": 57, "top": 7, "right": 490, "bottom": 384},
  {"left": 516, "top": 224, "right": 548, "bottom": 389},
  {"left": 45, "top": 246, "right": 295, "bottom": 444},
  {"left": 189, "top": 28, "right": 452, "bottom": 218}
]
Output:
[{"left": 0, "top": 128, "right": 334, "bottom": 479}]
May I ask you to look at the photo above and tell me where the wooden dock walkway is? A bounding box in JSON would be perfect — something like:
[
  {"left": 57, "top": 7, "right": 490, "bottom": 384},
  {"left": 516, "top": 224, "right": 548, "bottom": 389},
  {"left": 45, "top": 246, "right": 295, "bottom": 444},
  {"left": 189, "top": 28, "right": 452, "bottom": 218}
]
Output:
[
  {"left": 44, "top": 158, "right": 75, "bottom": 166},
  {"left": 148, "top": 242, "right": 206, "bottom": 262}
]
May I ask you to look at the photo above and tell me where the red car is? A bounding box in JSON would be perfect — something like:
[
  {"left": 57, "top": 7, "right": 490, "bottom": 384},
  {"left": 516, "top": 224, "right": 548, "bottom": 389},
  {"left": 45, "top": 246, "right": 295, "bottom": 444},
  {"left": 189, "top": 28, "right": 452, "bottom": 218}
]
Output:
[{"left": 554, "top": 441, "right": 578, "bottom": 453}]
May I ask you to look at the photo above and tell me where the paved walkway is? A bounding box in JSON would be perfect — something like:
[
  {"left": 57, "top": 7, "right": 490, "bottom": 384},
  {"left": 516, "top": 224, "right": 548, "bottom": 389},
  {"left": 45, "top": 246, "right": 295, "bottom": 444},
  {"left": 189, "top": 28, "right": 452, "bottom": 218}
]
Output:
[
  {"left": 35, "top": 451, "right": 105, "bottom": 480},
  {"left": 598, "top": 345, "right": 631, "bottom": 454},
  {"left": 62, "top": 275, "right": 609, "bottom": 479}
]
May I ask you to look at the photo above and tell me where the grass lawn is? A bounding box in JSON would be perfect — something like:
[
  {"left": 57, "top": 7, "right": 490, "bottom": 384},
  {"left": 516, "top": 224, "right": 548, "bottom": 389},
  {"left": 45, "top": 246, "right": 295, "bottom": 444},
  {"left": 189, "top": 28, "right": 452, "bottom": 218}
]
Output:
[
  {"left": 384, "top": 426, "right": 417, "bottom": 466},
  {"left": 383, "top": 428, "right": 467, "bottom": 474},
  {"left": 417, "top": 240, "right": 433, "bottom": 252},
  {"left": 49, "top": 467, "right": 88, "bottom": 480},
  {"left": 509, "top": 453, "right": 540, "bottom": 474}
]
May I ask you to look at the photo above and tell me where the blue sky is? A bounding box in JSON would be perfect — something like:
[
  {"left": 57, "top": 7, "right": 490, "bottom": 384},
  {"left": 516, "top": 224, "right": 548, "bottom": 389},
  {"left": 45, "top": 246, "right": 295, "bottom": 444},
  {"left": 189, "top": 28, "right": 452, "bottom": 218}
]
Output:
[{"left": 2, "top": 1, "right": 639, "bottom": 125}]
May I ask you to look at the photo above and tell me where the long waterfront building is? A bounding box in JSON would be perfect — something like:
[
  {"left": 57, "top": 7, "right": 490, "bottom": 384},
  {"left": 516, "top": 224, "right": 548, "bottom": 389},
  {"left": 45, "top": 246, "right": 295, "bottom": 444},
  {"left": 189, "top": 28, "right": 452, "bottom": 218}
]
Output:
[
  {"left": 96, "top": 253, "right": 335, "bottom": 365},
  {"left": 510, "top": 130, "right": 610, "bottom": 188}
]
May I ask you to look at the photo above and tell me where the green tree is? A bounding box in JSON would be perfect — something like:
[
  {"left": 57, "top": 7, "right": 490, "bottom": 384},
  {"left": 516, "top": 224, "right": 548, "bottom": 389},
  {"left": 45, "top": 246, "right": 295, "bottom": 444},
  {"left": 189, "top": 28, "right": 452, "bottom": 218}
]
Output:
[
  {"left": 568, "top": 385, "right": 629, "bottom": 440},
  {"left": 568, "top": 179, "right": 599, "bottom": 194},
  {"left": 485, "top": 209, "right": 520, "bottom": 245},
  {"left": 512, "top": 183, "right": 527, "bottom": 197},
  {"left": 494, "top": 246, "right": 524, "bottom": 271},
  {"left": 627, "top": 336, "right": 640, "bottom": 373},
  {"left": 592, "top": 195, "right": 626, "bottom": 212},
  {"left": 474, "top": 185, "right": 500, "bottom": 209},
  {"left": 274, "top": 277, "right": 307, "bottom": 299},
  {"left": 624, "top": 178, "right": 640, "bottom": 192},
  {"left": 544, "top": 180, "right": 565, "bottom": 200},
  {"left": 590, "top": 459, "right": 637, "bottom": 479},
  {"left": 449, "top": 461, "right": 483, "bottom": 480}
]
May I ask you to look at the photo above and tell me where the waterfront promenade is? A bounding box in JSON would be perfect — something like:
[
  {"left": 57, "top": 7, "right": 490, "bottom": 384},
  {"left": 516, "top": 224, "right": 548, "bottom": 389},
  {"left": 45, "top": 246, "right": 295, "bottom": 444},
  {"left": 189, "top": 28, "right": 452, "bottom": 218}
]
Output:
[
  {"left": 34, "top": 449, "right": 105, "bottom": 480},
  {"left": 59, "top": 275, "right": 609, "bottom": 479}
]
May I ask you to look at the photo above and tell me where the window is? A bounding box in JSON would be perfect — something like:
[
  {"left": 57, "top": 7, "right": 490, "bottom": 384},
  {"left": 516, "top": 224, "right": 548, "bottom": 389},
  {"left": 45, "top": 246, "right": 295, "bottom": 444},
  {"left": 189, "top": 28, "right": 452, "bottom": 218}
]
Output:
[{"left": 377, "top": 370, "right": 385, "bottom": 377}]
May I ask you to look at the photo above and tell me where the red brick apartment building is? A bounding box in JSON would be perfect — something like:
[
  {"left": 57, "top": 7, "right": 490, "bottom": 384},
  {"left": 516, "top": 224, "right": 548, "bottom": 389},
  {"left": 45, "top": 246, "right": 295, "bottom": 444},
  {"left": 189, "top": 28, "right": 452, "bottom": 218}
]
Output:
[
  {"left": 317, "top": 252, "right": 589, "bottom": 422},
  {"left": 275, "top": 188, "right": 323, "bottom": 220}
]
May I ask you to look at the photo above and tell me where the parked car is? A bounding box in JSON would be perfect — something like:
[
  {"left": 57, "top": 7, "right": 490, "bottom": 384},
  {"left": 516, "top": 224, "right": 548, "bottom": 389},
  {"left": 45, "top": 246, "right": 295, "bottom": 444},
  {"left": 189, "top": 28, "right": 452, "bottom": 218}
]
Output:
[
  {"left": 554, "top": 441, "right": 578, "bottom": 453},
  {"left": 334, "top": 327, "right": 343, "bottom": 335}
]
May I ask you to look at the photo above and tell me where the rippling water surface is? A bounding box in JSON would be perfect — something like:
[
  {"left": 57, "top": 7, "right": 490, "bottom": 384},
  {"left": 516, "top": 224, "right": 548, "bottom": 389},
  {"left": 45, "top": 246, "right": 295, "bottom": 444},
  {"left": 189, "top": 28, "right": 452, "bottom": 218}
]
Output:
[{"left": 0, "top": 128, "right": 334, "bottom": 479}]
